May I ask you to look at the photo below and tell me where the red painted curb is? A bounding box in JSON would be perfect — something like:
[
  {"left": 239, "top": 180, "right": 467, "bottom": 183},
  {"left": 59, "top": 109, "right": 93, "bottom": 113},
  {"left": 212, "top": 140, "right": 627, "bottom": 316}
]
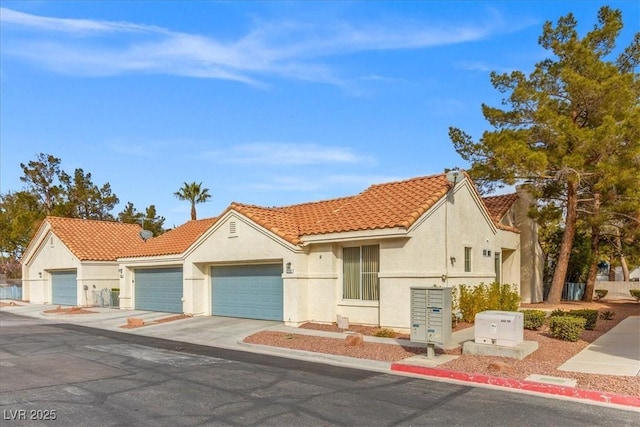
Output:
[{"left": 391, "top": 363, "right": 640, "bottom": 408}]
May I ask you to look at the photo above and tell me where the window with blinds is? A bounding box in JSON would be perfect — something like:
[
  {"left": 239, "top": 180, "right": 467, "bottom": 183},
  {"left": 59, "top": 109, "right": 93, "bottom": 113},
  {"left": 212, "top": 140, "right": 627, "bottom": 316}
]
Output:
[
  {"left": 464, "top": 246, "right": 472, "bottom": 272},
  {"left": 343, "top": 245, "right": 380, "bottom": 300}
]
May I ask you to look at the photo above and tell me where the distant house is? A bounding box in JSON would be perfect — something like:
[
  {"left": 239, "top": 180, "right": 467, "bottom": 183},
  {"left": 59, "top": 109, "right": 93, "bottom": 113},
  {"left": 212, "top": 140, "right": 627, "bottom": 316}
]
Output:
[
  {"left": 21, "top": 217, "right": 143, "bottom": 306},
  {"left": 20, "top": 173, "right": 544, "bottom": 330}
]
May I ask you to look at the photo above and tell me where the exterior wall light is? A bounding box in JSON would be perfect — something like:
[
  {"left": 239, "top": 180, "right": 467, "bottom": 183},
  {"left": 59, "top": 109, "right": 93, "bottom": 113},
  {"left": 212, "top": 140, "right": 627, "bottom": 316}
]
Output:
[
  {"left": 286, "top": 262, "right": 293, "bottom": 274},
  {"left": 450, "top": 256, "right": 456, "bottom": 265}
]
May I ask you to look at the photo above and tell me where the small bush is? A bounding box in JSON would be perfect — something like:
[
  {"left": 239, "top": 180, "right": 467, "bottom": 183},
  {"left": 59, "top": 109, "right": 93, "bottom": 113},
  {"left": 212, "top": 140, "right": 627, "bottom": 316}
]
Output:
[
  {"left": 373, "top": 328, "right": 396, "bottom": 338},
  {"left": 457, "top": 282, "right": 521, "bottom": 323},
  {"left": 522, "top": 310, "right": 546, "bottom": 330},
  {"left": 599, "top": 311, "right": 615, "bottom": 320},
  {"left": 549, "top": 309, "right": 567, "bottom": 318},
  {"left": 568, "top": 309, "right": 598, "bottom": 330},
  {"left": 594, "top": 289, "right": 608, "bottom": 300},
  {"left": 630, "top": 289, "right": 640, "bottom": 302},
  {"left": 549, "top": 316, "right": 586, "bottom": 342}
]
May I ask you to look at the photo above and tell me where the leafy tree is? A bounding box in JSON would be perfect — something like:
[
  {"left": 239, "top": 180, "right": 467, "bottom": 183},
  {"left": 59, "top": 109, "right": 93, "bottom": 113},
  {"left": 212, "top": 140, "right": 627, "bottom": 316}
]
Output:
[
  {"left": 19, "top": 153, "right": 65, "bottom": 214},
  {"left": 118, "top": 202, "right": 165, "bottom": 236},
  {"left": 0, "top": 191, "right": 43, "bottom": 270},
  {"left": 174, "top": 182, "right": 211, "bottom": 220},
  {"left": 59, "top": 168, "right": 119, "bottom": 220},
  {"left": 449, "top": 7, "right": 639, "bottom": 303}
]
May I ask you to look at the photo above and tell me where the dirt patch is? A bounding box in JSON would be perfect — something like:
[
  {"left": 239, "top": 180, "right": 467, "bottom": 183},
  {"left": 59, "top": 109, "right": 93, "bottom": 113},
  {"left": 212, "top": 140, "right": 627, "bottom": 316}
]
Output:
[
  {"left": 0, "top": 301, "right": 21, "bottom": 307},
  {"left": 119, "top": 314, "right": 192, "bottom": 329},
  {"left": 43, "top": 306, "right": 97, "bottom": 315}
]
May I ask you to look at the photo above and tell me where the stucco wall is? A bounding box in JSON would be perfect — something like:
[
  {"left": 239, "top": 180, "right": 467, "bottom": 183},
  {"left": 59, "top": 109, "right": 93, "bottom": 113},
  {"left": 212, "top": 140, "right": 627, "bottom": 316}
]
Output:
[
  {"left": 22, "top": 232, "right": 120, "bottom": 306},
  {"left": 22, "top": 232, "right": 80, "bottom": 304},
  {"left": 374, "top": 182, "right": 520, "bottom": 329},
  {"left": 184, "top": 213, "right": 299, "bottom": 317}
]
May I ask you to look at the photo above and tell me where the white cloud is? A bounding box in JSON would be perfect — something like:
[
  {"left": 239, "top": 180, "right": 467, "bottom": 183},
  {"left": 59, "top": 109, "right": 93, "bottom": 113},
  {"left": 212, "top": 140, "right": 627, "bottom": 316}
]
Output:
[
  {"left": 0, "top": 6, "right": 505, "bottom": 85},
  {"left": 0, "top": 7, "right": 167, "bottom": 35},
  {"left": 204, "top": 142, "right": 373, "bottom": 165}
]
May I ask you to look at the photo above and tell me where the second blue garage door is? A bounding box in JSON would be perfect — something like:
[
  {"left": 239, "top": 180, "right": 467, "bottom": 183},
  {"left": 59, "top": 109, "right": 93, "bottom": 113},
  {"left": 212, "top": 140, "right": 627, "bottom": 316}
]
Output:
[
  {"left": 135, "top": 267, "right": 183, "bottom": 313},
  {"left": 211, "top": 264, "right": 283, "bottom": 321}
]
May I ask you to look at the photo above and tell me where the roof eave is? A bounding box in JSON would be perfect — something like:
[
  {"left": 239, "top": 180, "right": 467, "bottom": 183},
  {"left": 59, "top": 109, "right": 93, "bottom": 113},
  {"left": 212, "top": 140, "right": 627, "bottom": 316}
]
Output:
[{"left": 300, "top": 227, "right": 408, "bottom": 246}]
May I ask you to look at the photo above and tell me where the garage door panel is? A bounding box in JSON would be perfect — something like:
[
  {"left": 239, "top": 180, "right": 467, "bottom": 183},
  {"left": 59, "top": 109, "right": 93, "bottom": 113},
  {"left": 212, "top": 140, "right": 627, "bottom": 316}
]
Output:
[
  {"left": 52, "top": 271, "right": 77, "bottom": 306},
  {"left": 135, "top": 268, "right": 183, "bottom": 313},
  {"left": 212, "top": 264, "right": 283, "bottom": 321}
]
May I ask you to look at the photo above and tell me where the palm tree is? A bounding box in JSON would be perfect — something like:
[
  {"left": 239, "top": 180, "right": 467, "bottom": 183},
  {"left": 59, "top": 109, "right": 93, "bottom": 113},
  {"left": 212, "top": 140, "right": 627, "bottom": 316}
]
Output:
[{"left": 174, "top": 182, "right": 211, "bottom": 220}]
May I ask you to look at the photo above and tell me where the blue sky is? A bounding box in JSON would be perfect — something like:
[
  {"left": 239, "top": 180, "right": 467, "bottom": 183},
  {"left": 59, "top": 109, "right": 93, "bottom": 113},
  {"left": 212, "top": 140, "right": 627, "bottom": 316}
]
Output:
[{"left": 1, "top": 1, "right": 638, "bottom": 228}]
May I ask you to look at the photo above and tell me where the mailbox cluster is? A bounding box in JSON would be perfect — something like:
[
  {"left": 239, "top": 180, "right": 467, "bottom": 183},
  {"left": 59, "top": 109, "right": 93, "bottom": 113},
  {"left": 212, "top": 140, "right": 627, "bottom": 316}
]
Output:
[{"left": 410, "top": 287, "right": 452, "bottom": 345}]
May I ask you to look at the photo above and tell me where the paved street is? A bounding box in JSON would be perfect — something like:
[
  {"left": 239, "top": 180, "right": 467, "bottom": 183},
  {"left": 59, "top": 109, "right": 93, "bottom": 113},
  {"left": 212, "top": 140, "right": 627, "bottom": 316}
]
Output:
[{"left": 1, "top": 311, "right": 637, "bottom": 426}]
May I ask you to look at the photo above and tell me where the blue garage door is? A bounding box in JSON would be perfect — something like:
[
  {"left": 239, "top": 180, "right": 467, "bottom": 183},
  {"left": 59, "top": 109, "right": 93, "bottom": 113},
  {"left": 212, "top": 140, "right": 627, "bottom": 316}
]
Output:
[
  {"left": 135, "top": 268, "right": 183, "bottom": 313},
  {"left": 212, "top": 264, "right": 283, "bottom": 321},
  {"left": 51, "top": 271, "right": 77, "bottom": 306}
]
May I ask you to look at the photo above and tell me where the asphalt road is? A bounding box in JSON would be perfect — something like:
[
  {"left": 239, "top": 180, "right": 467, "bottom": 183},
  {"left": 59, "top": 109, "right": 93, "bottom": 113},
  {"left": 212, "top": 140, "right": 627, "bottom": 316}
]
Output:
[{"left": 0, "top": 311, "right": 637, "bottom": 427}]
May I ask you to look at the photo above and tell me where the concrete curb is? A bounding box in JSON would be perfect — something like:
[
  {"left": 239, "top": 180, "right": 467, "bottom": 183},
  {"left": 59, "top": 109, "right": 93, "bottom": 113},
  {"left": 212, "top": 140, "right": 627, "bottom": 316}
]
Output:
[{"left": 390, "top": 363, "right": 640, "bottom": 409}]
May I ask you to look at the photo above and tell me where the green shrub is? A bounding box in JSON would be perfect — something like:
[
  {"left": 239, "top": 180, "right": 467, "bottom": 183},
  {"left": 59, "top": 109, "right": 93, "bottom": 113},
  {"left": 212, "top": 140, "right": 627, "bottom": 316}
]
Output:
[
  {"left": 594, "top": 289, "right": 608, "bottom": 300},
  {"left": 458, "top": 284, "right": 487, "bottom": 323},
  {"left": 568, "top": 309, "right": 598, "bottom": 330},
  {"left": 522, "top": 310, "right": 546, "bottom": 330},
  {"left": 550, "top": 308, "right": 598, "bottom": 330},
  {"left": 630, "top": 289, "right": 640, "bottom": 302},
  {"left": 549, "top": 309, "right": 567, "bottom": 318},
  {"left": 599, "top": 311, "right": 615, "bottom": 320},
  {"left": 373, "top": 328, "right": 397, "bottom": 338},
  {"left": 457, "top": 282, "right": 521, "bottom": 323},
  {"left": 549, "top": 316, "right": 586, "bottom": 342}
]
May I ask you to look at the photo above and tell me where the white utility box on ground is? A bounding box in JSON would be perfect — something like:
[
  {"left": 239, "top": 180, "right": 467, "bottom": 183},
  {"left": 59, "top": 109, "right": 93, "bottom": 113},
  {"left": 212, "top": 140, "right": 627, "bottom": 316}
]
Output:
[{"left": 474, "top": 310, "right": 523, "bottom": 347}]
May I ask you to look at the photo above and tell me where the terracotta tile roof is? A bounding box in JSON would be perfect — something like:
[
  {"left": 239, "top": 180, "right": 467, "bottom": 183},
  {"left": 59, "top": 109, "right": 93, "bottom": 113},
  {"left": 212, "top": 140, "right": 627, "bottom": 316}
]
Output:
[
  {"left": 232, "top": 173, "right": 453, "bottom": 244},
  {"left": 120, "top": 217, "right": 218, "bottom": 258},
  {"left": 482, "top": 193, "right": 519, "bottom": 222},
  {"left": 45, "top": 216, "right": 143, "bottom": 261}
]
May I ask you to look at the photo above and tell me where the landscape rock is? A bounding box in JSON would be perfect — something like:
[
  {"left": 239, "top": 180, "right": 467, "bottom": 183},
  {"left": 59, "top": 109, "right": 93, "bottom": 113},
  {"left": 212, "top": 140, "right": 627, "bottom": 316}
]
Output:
[
  {"left": 345, "top": 332, "right": 364, "bottom": 347},
  {"left": 127, "top": 317, "right": 145, "bottom": 327}
]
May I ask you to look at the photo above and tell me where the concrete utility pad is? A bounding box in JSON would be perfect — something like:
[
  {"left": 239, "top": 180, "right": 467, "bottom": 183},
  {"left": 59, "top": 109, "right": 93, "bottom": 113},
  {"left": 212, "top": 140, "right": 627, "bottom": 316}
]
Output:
[{"left": 462, "top": 340, "right": 538, "bottom": 360}]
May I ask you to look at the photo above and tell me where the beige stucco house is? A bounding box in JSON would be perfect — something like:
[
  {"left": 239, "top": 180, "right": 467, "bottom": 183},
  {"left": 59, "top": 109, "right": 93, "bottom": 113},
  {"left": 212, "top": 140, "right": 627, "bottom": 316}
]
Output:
[
  {"left": 20, "top": 172, "right": 543, "bottom": 330},
  {"left": 21, "top": 217, "right": 143, "bottom": 306},
  {"left": 115, "top": 172, "right": 542, "bottom": 330}
]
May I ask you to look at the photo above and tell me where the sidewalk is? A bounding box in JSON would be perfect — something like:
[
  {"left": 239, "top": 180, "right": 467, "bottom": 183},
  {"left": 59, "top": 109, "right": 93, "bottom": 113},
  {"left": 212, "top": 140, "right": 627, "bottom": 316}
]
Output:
[{"left": 1, "top": 302, "right": 638, "bottom": 410}]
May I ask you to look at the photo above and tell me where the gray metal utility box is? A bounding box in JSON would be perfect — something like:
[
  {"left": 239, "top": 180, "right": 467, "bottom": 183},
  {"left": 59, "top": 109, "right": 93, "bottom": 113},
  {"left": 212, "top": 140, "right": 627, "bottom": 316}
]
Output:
[{"left": 410, "top": 287, "right": 452, "bottom": 345}]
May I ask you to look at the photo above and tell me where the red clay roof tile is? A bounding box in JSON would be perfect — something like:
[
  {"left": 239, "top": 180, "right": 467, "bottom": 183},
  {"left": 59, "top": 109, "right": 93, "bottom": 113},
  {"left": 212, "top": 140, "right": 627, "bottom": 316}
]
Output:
[
  {"left": 111, "top": 173, "right": 518, "bottom": 259},
  {"left": 482, "top": 193, "right": 519, "bottom": 222},
  {"left": 231, "top": 173, "right": 453, "bottom": 244},
  {"left": 45, "top": 216, "right": 143, "bottom": 261},
  {"left": 120, "top": 217, "right": 218, "bottom": 258}
]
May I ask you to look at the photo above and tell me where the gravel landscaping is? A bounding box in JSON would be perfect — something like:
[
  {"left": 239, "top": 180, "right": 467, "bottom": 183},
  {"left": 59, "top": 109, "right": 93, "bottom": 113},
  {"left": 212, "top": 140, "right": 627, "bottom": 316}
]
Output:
[{"left": 244, "top": 300, "right": 640, "bottom": 397}]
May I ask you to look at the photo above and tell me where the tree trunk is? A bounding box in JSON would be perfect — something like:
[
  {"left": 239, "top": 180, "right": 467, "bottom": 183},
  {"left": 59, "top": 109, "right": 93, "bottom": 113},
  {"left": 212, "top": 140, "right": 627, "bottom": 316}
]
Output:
[
  {"left": 546, "top": 179, "right": 579, "bottom": 304},
  {"left": 614, "top": 228, "right": 630, "bottom": 281},
  {"left": 190, "top": 203, "right": 197, "bottom": 221},
  {"left": 608, "top": 258, "right": 616, "bottom": 281},
  {"left": 583, "top": 193, "right": 600, "bottom": 302}
]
